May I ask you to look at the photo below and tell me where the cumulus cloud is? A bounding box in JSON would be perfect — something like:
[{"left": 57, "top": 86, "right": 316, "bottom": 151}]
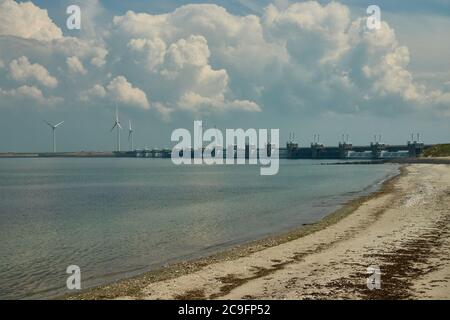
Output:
[
  {"left": 9, "top": 56, "right": 58, "bottom": 88},
  {"left": 0, "top": 85, "right": 62, "bottom": 106},
  {"left": 67, "top": 56, "right": 87, "bottom": 75},
  {"left": 263, "top": 1, "right": 351, "bottom": 64},
  {"left": 178, "top": 91, "right": 260, "bottom": 113},
  {"left": 51, "top": 37, "right": 108, "bottom": 68},
  {"left": 119, "top": 21, "right": 262, "bottom": 114},
  {"left": 79, "top": 84, "right": 106, "bottom": 102},
  {"left": 0, "top": 0, "right": 62, "bottom": 41},
  {"left": 258, "top": 2, "right": 448, "bottom": 115},
  {"left": 0, "top": 0, "right": 449, "bottom": 118},
  {"left": 81, "top": 76, "right": 150, "bottom": 110},
  {"left": 127, "top": 38, "right": 166, "bottom": 72},
  {"left": 106, "top": 76, "right": 150, "bottom": 109}
]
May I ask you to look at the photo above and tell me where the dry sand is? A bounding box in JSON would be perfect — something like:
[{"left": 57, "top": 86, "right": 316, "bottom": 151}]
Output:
[{"left": 73, "top": 164, "right": 450, "bottom": 300}]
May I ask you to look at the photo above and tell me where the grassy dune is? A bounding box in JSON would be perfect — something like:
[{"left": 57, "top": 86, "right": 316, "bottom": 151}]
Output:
[{"left": 423, "top": 144, "right": 450, "bottom": 157}]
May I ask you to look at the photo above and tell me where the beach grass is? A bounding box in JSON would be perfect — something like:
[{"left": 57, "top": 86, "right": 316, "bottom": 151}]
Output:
[{"left": 423, "top": 144, "right": 450, "bottom": 157}]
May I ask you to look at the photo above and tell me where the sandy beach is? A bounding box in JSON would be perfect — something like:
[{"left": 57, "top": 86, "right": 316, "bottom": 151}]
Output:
[{"left": 72, "top": 164, "right": 450, "bottom": 300}]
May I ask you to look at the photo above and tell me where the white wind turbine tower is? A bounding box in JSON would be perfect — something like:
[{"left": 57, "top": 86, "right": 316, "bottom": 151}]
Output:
[
  {"left": 128, "top": 120, "right": 134, "bottom": 151},
  {"left": 110, "top": 106, "right": 122, "bottom": 151},
  {"left": 43, "top": 120, "right": 64, "bottom": 153}
]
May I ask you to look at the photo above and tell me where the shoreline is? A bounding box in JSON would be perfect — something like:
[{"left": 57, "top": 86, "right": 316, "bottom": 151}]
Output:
[
  {"left": 68, "top": 163, "right": 450, "bottom": 299},
  {"left": 66, "top": 165, "right": 404, "bottom": 300}
]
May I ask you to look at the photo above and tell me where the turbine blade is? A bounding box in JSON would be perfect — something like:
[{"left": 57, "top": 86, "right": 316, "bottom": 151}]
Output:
[
  {"left": 110, "top": 123, "right": 117, "bottom": 132},
  {"left": 128, "top": 131, "right": 132, "bottom": 140},
  {"left": 55, "top": 121, "right": 64, "bottom": 128},
  {"left": 118, "top": 122, "right": 123, "bottom": 130},
  {"left": 43, "top": 120, "right": 53, "bottom": 128}
]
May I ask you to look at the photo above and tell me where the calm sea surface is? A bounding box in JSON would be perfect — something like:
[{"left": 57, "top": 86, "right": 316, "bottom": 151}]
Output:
[{"left": 0, "top": 158, "right": 398, "bottom": 299}]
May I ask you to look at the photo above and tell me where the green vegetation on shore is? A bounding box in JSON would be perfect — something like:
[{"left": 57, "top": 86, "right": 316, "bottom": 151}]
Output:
[{"left": 423, "top": 144, "right": 450, "bottom": 157}]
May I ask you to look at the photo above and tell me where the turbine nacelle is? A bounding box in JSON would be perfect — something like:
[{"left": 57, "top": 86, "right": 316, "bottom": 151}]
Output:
[
  {"left": 128, "top": 120, "right": 134, "bottom": 140},
  {"left": 128, "top": 120, "right": 135, "bottom": 151},
  {"left": 44, "top": 120, "right": 64, "bottom": 130},
  {"left": 111, "top": 105, "right": 123, "bottom": 152},
  {"left": 110, "top": 121, "right": 122, "bottom": 132}
]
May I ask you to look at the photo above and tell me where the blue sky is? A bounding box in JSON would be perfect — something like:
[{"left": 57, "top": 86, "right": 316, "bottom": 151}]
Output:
[{"left": 0, "top": 0, "right": 449, "bottom": 152}]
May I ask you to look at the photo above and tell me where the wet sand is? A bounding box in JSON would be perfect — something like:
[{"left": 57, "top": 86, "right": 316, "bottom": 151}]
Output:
[{"left": 71, "top": 164, "right": 450, "bottom": 300}]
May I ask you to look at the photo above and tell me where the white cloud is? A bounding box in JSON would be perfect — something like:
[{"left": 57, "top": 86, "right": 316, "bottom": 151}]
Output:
[
  {"left": 0, "top": 85, "right": 62, "bottom": 106},
  {"left": 67, "top": 56, "right": 87, "bottom": 75},
  {"left": 127, "top": 38, "right": 166, "bottom": 72},
  {"left": 79, "top": 84, "right": 106, "bottom": 102},
  {"left": 0, "top": 0, "right": 449, "bottom": 119},
  {"left": 165, "top": 35, "right": 210, "bottom": 69},
  {"left": 90, "top": 48, "right": 108, "bottom": 68},
  {"left": 263, "top": 1, "right": 351, "bottom": 64},
  {"left": 119, "top": 25, "right": 262, "bottom": 114},
  {"left": 258, "top": 2, "right": 449, "bottom": 114},
  {"left": 228, "top": 99, "right": 261, "bottom": 112},
  {"left": 9, "top": 56, "right": 58, "bottom": 88},
  {"left": 80, "top": 78, "right": 150, "bottom": 110},
  {"left": 0, "top": 0, "right": 62, "bottom": 41},
  {"left": 106, "top": 76, "right": 150, "bottom": 109},
  {"left": 178, "top": 91, "right": 260, "bottom": 113},
  {"left": 50, "top": 37, "right": 108, "bottom": 68}
]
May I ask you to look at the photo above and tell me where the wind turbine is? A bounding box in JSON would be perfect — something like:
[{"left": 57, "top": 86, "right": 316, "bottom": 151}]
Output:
[
  {"left": 110, "top": 105, "right": 122, "bottom": 151},
  {"left": 43, "top": 120, "right": 64, "bottom": 152},
  {"left": 128, "top": 120, "right": 134, "bottom": 151}
]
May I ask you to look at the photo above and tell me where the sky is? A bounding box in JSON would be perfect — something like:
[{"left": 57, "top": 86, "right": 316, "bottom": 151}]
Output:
[{"left": 0, "top": 0, "right": 449, "bottom": 152}]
